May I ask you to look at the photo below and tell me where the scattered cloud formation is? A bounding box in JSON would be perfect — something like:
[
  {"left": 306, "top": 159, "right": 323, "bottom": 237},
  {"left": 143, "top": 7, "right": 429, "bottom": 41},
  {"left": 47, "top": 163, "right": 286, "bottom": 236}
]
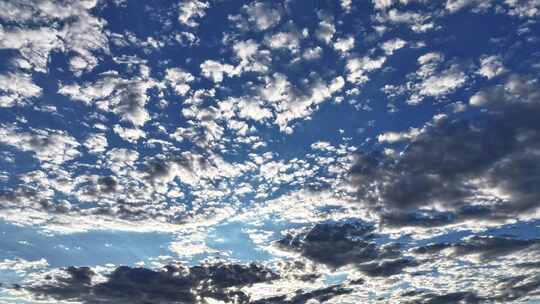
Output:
[{"left": 1, "top": 0, "right": 540, "bottom": 303}]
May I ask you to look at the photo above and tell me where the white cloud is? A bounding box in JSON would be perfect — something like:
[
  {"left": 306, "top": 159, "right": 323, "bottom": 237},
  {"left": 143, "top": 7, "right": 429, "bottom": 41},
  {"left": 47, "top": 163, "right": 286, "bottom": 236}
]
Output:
[
  {"left": 59, "top": 72, "right": 157, "bottom": 126},
  {"left": 373, "top": 0, "right": 395, "bottom": 10},
  {"left": 375, "top": 8, "right": 435, "bottom": 33},
  {"left": 445, "top": 0, "right": 493, "bottom": 12},
  {"left": 416, "top": 65, "right": 467, "bottom": 100},
  {"left": 469, "top": 91, "right": 489, "bottom": 107},
  {"left": 84, "top": 133, "right": 108, "bottom": 154},
  {"left": 477, "top": 55, "right": 506, "bottom": 79},
  {"left": 0, "top": 125, "right": 80, "bottom": 166},
  {"left": 418, "top": 52, "right": 444, "bottom": 65},
  {"left": 302, "top": 46, "right": 323, "bottom": 61},
  {"left": 315, "top": 18, "right": 336, "bottom": 44},
  {"left": 178, "top": 0, "right": 209, "bottom": 27},
  {"left": 0, "top": 258, "right": 48, "bottom": 273},
  {"left": 0, "top": 1, "right": 108, "bottom": 74},
  {"left": 0, "top": 27, "right": 62, "bottom": 72},
  {"left": 264, "top": 32, "right": 301, "bottom": 52},
  {"left": 0, "top": 72, "right": 42, "bottom": 107},
  {"left": 381, "top": 38, "right": 406, "bottom": 55},
  {"left": 505, "top": 0, "right": 540, "bottom": 18},
  {"left": 273, "top": 76, "right": 345, "bottom": 132},
  {"left": 382, "top": 52, "right": 467, "bottom": 104},
  {"left": 165, "top": 68, "right": 195, "bottom": 95},
  {"left": 346, "top": 56, "right": 387, "bottom": 84},
  {"left": 232, "top": 39, "right": 270, "bottom": 74},
  {"left": 113, "top": 125, "right": 146, "bottom": 143},
  {"left": 200, "top": 60, "right": 236, "bottom": 83},
  {"left": 237, "top": 99, "right": 273, "bottom": 121},
  {"left": 69, "top": 55, "right": 98, "bottom": 77},
  {"left": 233, "top": 40, "right": 259, "bottom": 61},
  {"left": 340, "top": 0, "right": 353, "bottom": 12},
  {"left": 243, "top": 2, "right": 282, "bottom": 31},
  {"left": 378, "top": 128, "right": 421, "bottom": 143},
  {"left": 333, "top": 36, "right": 355, "bottom": 53},
  {"left": 259, "top": 73, "right": 291, "bottom": 103},
  {"left": 106, "top": 148, "right": 139, "bottom": 175}
]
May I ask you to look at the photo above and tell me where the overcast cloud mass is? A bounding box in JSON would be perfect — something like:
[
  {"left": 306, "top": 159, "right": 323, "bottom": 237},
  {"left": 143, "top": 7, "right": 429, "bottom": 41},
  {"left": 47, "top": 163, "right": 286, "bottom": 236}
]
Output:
[{"left": 1, "top": 0, "right": 540, "bottom": 303}]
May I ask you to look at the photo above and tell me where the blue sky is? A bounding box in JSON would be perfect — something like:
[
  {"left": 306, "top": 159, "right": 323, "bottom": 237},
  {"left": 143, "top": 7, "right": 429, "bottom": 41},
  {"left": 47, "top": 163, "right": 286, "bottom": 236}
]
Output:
[{"left": 1, "top": 0, "right": 540, "bottom": 303}]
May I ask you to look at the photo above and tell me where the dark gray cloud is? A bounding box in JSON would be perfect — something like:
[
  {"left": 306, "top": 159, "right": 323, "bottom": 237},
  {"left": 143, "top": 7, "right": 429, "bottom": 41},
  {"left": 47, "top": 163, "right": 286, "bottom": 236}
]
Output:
[
  {"left": 250, "top": 284, "right": 352, "bottom": 304},
  {"left": 97, "top": 176, "right": 118, "bottom": 194},
  {"left": 26, "top": 262, "right": 278, "bottom": 304},
  {"left": 358, "top": 257, "right": 418, "bottom": 277},
  {"left": 403, "top": 291, "right": 486, "bottom": 304},
  {"left": 276, "top": 221, "right": 406, "bottom": 271},
  {"left": 351, "top": 75, "right": 540, "bottom": 227},
  {"left": 23, "top": 262, "right": 356, "bottom": 304},
  {"left": 414, "top": 235, "right": 540, "bottom": 260},
  {"left": 401, "top": 273, "right": 540, "bottom": 303}
]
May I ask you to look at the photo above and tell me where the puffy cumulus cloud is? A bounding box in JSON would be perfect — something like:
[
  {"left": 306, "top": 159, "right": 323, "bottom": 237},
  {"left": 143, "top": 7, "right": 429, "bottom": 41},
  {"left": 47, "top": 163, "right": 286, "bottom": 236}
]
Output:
[
  {"left": 144, "top": 151, "right": 244, "bottom": 188},
  {"left": 264, "top": 31, "right": 302, "bottom": 52},
  {"left": 477, "top": 55, "right": 507, "bottom": 79},
  {"left": 417, "top": 52, "right": 444, "bottom": 66},
  {"left": 340, "top": 0, "right": 353, "bottom": 12},
  {"left": 59, "top": 71, "right": 157, "bottom": 126},
  {"left": 315, "top": 16, "right": 336, "bottom": 44},
  {"left": 165, "top": 67, "right": 195, "bottom": 96},
  {"left": 22, "top": 262, "right": 278, "bottom": 304},
  {"left": 373, "top": 8, "right": 436, "bottom": 33},
  {"left": 0, "top": 26, "right": 62, "bottom": 73},
  {"left": 373, "top": 0, "right": 396, "bottom": 10},
  {"left": 0, "top": 72, "right": 42, "bottom": 107},
  {"left": 415, "top": 65, "right": 466, "bottom": 101},
  {"left": 243, "top": 1, "right": 282, "bottom": 31},
  {"left": 333, "top": 36, "right": 355, "bottom": 54},
  {"left": 111, "top": 81, "right": 154, "bottom": 127},
  {"left": 351, "top": 75, "right": 540, "bottom": 227},
  {"left": 69, "top": 55, "right": 98, "bottom": 77},
  {"left": 106, "top": 148, "right": 140, "bottom": 175},
  {"left": 178, "top": 0, "right": 209, "bottom": 27},
  {"left": 444, "top": 0, "right": 540, "bottom": 18},
  {"left": 271, "top": 76, "right": 345, "bottom": 133},
  {"left": 237, "top": 99, "right": 273, "bottom": 122},
  {"left": 346, "top": 56, "right": 386, "bottom": 84},
  {"left": 385, "top": 52, "right": 468, "bottom": 105},
  {"left": 380, "top": 38, "right": 406, "bottom": 55},
  {"left": 302, "top": 46, "right": 323, "bottom": 61},
  {"left": 113, "top": 125, "right": 146, "bottom": 143},
  {"left": 0, "top": 125, "right": 80, "bottom": 166},
  {"left": 228, "top": 39, "right": 271, "bottom": 75},
  {"left": 0, "top": 0, "right": 108, "bottom": 74},
  {"left": 200, "top": 60, "right": 236, "bottom": 83},
  {"left": 505, "top": 0, "right": 540, "bottom": 18},
  {"left": 445, "top": 0, "right": 495, "bottom": 13},
  {"left": 83, "top": 133, "right": 108, "bottom": 154},
  {"left": 377, "top": 127, "right": 421, "bottom": 143}
]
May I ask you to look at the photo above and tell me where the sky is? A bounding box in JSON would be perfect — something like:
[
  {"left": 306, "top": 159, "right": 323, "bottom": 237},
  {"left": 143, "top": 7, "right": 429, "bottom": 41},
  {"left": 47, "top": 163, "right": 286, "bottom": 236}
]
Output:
[{"left": 0, "top": 0, "right": 540, "bottom": 303}]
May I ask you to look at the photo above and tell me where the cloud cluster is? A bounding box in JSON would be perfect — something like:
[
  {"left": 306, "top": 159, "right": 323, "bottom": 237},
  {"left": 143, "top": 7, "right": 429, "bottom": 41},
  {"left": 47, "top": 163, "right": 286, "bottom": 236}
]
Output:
[
  {"left": 354, "top": 75, "right": 540, "bottom": 226},
  {"left": 24, "top": 262, "right": 278, "bottom": 304}
]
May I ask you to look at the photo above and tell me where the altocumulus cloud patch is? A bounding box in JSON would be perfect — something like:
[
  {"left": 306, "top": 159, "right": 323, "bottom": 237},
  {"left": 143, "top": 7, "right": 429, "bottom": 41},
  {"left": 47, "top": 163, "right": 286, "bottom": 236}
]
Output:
[{"left": 1, "top": 0, "right": 540, "bottom": 303}]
